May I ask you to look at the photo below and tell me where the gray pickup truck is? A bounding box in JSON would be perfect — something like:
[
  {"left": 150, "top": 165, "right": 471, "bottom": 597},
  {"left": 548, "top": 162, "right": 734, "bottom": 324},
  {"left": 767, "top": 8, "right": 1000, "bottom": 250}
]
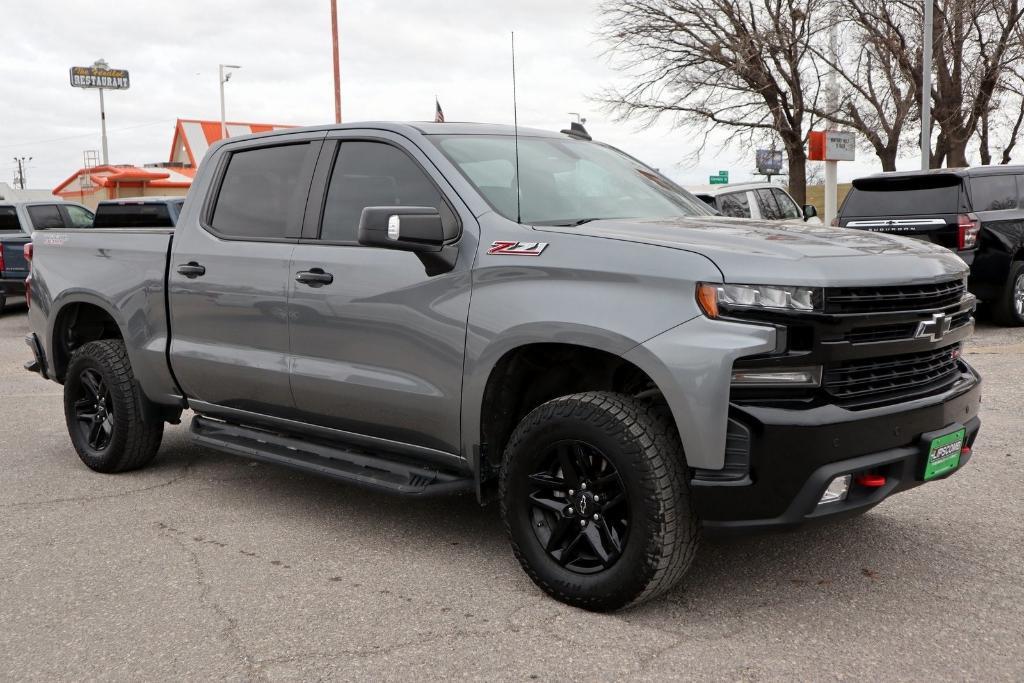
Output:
[{"left": 25, "top": 122, "right": 981, "bottom": 610}]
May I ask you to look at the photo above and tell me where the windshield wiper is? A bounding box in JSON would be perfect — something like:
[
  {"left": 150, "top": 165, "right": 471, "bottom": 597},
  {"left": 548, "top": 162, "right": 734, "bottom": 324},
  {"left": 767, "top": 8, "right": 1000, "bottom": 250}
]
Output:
[{"left": 537, "top": 218, "right": 603, "bottom": 227}]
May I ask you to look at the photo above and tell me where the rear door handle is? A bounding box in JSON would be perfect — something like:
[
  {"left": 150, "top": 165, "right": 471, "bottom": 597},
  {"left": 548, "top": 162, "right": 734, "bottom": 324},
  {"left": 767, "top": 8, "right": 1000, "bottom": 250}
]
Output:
[
  {"left": 177, "top": 262, "right": 206, "bottom": 278},
  {"left": 295, "top": 268, "right": 334, "bottom": 286}
]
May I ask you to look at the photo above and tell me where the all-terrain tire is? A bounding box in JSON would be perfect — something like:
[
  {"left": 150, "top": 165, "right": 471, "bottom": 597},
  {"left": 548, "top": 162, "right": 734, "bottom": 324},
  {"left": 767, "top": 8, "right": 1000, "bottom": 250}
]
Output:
[
  {"left": 500, "top": 391, "right": 698, "bottom": 611},
  {"left": 63, "top": 339, "right": 163, "bottom": 473},
  {"left": 992, "top": 260, "right": 1024, "bottom": 326}
]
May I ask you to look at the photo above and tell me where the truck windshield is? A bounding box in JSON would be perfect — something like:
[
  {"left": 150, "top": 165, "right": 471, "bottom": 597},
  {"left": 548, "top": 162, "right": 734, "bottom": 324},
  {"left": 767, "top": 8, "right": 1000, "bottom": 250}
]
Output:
[
  {"left": 93, "top": 203, "right": 176, "bottom": 228},
  {"left": 431, "top": 135, "right": 711, "bottom": 225}
]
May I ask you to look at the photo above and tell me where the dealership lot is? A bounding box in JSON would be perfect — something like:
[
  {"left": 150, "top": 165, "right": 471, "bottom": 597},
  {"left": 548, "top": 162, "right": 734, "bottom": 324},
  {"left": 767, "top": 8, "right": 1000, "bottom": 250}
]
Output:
[{"left": 1, "top": 306, "right": 1021, "bottom": 681}]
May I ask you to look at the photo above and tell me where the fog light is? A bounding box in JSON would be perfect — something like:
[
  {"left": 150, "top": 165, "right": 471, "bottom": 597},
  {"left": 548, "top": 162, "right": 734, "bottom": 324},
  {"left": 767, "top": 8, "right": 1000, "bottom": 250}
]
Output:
[
  {"left": 730, "top": 366, "right": 822, "bottom": 387},
  {"left": 819, "top": 475, "right": 851, "bottom": 505}
]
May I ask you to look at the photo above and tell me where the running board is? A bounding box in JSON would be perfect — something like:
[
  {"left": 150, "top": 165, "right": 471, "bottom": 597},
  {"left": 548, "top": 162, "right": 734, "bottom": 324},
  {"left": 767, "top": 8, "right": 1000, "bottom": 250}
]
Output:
[{"left": 190, "top": 415, "right": 473, "bottom": 496}]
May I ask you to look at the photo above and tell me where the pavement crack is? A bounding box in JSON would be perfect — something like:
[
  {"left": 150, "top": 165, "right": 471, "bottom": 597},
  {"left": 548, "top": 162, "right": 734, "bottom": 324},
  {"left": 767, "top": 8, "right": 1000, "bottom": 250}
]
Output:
[
  {"left": 1, "top": 456, "right": 198, "bottom": 509},
  {"left": 156, "top": 521, "right": 266, "bottom": 681}
]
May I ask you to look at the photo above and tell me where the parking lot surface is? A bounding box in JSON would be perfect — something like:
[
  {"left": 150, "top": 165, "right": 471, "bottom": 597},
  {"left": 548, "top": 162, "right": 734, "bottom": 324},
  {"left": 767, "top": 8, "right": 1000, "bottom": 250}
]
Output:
[{"left": 1, "top": 305, "right": 1021, "bottom": 681}]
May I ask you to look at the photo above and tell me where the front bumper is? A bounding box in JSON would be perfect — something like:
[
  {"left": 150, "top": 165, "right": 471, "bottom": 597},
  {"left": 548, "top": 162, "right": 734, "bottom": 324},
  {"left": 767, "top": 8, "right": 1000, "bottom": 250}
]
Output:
[{"left": 695, "top": 367, "right": 982, "bottom": 535}]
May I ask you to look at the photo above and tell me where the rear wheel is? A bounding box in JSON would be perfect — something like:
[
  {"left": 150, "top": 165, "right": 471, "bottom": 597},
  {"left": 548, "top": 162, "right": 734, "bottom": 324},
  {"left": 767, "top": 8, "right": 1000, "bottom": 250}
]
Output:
[
  {"left": 0, "top": 291, "right": 6, "bottom": 316},
  {"left": 500, "top": 392, "right": 698, "bottom": 611},
  {"left": 63, "top": 340, "right": 163, "bottom": 473},
  {"left": 993, "top": 261, "right": 1024, "bottom": 326}
]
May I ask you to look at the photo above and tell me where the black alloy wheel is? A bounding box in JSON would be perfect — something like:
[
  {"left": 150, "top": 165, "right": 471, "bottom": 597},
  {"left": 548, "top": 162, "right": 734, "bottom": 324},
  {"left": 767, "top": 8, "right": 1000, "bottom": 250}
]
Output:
[
  {"left": 526, "top": 440, "right": 629, "bottom": 574},
  {"left": 63, "top": 339, "right": 163, "bottom": 473},
  {"left": 501, "top": 392, "right": 699, "bottom": 611},
  {"left": 73, "top": 368, "right": 114, "bottom": 451}
]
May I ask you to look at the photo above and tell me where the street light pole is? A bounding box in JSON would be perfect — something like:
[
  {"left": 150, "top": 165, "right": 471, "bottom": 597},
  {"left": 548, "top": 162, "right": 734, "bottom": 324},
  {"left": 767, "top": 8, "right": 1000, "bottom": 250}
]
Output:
[
  {"left": 921, "top": 0, "right": 934, "bottom": 169},
  {"left": 93, "top": 59, "right": 111, "bottom": 165},
  {"left": 219, "top": 64, "right": 242, "bottom": 140}
]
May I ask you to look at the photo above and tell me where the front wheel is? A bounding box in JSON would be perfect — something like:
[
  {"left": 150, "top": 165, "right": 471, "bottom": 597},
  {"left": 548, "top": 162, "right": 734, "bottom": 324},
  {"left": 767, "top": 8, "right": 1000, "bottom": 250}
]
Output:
[
  {"left": 63, "top": 339, "right": 163, "bottom": 473},
  {"left": 500, "top": 392, "right": 698, "bottom": 611},
  {"left": 992, "top": 261, "right": 1024, "bottom": 326}
]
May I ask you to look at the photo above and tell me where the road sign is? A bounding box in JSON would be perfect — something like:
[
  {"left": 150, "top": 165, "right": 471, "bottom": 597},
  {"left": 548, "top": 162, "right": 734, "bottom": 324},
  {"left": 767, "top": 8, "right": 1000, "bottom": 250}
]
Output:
[
  {"left": 69, "top": 65, "right": 130, "bottom": 90},
  {"left": 808, "top": 130, "right": 856, "bottom": 161},
  {"left": 709, "top": 170, "right": 729, "bottom": 184}
]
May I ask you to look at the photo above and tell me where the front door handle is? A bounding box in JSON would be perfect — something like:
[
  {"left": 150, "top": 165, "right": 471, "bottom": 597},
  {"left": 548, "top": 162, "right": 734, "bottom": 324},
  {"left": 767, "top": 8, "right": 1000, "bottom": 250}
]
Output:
[
  {"left": 177, "top": 262, "right": 206, "bottom": 278},
  {"left": 295, "top": 268, "right": 334, "bottom": 286}
]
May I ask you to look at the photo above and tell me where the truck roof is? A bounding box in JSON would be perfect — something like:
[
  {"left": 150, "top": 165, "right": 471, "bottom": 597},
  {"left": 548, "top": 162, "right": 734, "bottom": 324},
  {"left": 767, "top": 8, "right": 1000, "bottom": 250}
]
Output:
[
  {"left": 859, "top": 164, "right": 1024, "bottom": 182},
  {"left": 216, "top": 121, "right": 573, "bottom": 144}
]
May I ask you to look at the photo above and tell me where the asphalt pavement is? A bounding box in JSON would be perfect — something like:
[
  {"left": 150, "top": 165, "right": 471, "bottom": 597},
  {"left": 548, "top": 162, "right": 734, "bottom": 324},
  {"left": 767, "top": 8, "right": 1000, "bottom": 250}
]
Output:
[{"left": 1, "top": 303, "right": 1021, "bottom": 681}]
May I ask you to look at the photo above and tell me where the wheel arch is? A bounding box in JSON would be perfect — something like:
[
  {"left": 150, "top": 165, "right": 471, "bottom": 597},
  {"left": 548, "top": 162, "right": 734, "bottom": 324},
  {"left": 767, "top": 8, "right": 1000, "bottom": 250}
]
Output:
[
  {"left": 49, "top": 296, "right": 126, "bottom": 383},
  {"left": 468, "top": 334, "right": 681, "bottom": 484}
]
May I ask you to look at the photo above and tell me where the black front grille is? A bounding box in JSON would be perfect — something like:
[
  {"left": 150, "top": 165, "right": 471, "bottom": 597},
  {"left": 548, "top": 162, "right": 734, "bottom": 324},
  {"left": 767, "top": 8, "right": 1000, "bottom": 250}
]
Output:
[
  {"left": 824, "top": 279, "right": 965, "bottom": 314},
  {"left": 837, "top": 310, "right": 973, "bottom": 344},
  {"left": 824, "top": 344, "right": 963, "bottom": 404}
]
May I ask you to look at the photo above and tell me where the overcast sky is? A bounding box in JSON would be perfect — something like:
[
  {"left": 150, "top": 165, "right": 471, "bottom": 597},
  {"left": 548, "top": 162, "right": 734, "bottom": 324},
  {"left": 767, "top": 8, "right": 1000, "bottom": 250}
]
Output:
[{"left": 2, "top": 0, "right": 916, "bottom": 191}]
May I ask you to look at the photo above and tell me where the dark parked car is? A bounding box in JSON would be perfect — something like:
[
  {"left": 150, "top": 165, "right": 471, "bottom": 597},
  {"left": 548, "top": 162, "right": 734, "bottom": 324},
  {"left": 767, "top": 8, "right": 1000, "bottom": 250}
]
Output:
[
  {"left": 838, "top": 167, "right": 1024, "bottom": 325},
  {"left": 0, "top": 200, "right": 94, "bottom": 314}
]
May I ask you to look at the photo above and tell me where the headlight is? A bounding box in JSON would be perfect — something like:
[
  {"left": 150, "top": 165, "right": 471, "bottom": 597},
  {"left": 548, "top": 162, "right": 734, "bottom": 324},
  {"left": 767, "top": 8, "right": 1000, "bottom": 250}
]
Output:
[{"left": 696, "top": 283, "right": 820, "bottom": 318}]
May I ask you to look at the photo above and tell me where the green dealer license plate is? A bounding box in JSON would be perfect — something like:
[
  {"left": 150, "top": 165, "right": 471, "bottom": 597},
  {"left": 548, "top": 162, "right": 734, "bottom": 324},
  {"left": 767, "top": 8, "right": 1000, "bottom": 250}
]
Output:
[{"left": 924, "top": 428, "right": 966, "bottom": 481}]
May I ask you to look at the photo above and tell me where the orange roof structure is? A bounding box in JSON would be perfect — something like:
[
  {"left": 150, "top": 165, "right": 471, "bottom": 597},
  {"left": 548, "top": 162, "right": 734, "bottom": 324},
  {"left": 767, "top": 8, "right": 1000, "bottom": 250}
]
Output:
[
  {"left": 52, "top": 117, "right": 296, "bottom": 205},
  {"left": 53, "top": 164, "right": 197, "bottom": 197},
  {"left": 169, "top": 118, "right": 296, "bottom": 167}
]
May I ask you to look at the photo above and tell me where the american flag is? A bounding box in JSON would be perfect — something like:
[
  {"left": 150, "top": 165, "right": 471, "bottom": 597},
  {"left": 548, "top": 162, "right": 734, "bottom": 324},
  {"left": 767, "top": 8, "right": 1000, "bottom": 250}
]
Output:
[{"left": 434, "top": 98, "right": 445, "bottom": 123}]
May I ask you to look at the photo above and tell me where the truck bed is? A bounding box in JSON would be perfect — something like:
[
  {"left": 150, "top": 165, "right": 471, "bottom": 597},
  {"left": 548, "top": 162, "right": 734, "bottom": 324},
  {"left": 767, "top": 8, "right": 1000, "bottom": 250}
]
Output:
[{"left": 28, "top": 228, "right": 181, "bottom": 404}]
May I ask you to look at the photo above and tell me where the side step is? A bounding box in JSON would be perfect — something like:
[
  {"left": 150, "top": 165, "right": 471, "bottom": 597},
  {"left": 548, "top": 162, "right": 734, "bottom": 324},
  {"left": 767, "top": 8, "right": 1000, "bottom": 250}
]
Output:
[{"left": 190, "top": 415, "right": 473, "bottom": 497}]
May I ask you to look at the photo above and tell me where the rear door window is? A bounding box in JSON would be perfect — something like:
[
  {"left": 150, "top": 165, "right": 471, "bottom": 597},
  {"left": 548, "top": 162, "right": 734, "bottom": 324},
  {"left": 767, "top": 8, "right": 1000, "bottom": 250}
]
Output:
[
  {"left": 969, "top": 175, "right": 1018, "bottom": 211},
  {"left": 771, "top": 189, "right": 802, "bottom": 219},
  {"left": 0, "top": 206, "right": 21, "bottom": 231},
  {"left": 717, "top": 191, "right": 751, "bottom": 218},
  {"left": 27, "top": 204, "right": 65, "bottom": 229},
  {"left": 210, "top": 143, "right": 316, "bottom": 239}
]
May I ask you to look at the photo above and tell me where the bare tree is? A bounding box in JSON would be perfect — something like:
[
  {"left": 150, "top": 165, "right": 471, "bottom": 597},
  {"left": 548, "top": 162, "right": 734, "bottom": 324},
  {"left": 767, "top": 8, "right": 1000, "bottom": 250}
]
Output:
[
  {"left": 812, "top": 2, "right": 921, "bottom": 171},
  {"left": 928, "top": 0, "right": 1024, "bottom": 167},
  {"left": 597, "top": 0, "right": 827, "bottom": 203}
]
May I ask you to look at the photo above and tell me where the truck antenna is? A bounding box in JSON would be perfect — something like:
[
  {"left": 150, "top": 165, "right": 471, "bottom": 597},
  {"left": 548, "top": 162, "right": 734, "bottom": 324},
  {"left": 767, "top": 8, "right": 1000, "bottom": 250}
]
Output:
[{"left": 511, "top": 31, "right": 522, "bottom": 224}]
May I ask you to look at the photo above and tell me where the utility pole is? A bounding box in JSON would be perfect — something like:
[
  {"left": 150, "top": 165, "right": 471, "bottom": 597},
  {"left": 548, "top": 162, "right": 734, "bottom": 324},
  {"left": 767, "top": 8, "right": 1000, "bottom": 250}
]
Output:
[
  {"left": 13, "top": 156, "right": 32, "bottom": 189},
  {"left": 219, "top": 64, "right": 242, "bottom": 140},
  {"left": 331, "top": 0, "right": 342, "bottom": 123},
  {"left": 921, "top": 0, "right": 934, "bottom": 169}
]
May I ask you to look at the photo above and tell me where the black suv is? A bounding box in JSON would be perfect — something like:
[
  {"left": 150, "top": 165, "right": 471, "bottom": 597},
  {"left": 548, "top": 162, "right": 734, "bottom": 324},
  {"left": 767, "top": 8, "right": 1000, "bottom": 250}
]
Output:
[{"left": 837, "top": 167, "right": 1024, "bottom": 325}]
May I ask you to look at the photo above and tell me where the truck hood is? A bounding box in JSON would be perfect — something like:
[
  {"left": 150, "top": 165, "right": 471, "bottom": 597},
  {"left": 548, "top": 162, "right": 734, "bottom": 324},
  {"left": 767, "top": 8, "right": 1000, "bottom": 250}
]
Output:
[{"left": 535, "top": 215, "right": 968, "bottom": 287}]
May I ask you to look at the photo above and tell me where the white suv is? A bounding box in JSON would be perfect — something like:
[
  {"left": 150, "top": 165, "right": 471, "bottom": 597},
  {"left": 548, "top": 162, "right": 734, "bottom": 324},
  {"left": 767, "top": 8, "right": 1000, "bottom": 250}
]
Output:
[{"left": 686, "top": 181, "right": 821, "bottom": 224}]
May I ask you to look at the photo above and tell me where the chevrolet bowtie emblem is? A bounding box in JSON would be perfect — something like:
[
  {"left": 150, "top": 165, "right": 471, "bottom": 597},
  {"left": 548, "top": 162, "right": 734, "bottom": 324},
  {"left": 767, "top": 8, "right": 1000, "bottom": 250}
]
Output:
[{"left": 915, "top": 313, "right": 952, "bottom": 342}]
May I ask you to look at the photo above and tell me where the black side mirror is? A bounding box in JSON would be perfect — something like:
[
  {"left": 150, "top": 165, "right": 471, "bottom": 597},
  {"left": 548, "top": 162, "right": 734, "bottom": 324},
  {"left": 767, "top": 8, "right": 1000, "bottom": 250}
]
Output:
[
  {"left": 358, "top": 206, "right": 445, "bottom": 253},
  {"left": 802, "top": 204, "right": 818, "bottom": 221}
]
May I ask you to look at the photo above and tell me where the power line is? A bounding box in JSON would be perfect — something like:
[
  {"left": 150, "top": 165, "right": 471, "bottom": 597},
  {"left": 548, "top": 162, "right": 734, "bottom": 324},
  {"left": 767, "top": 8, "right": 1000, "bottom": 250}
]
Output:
[{"left": 0, "top": 120, "right": 172, "bottom": 150}]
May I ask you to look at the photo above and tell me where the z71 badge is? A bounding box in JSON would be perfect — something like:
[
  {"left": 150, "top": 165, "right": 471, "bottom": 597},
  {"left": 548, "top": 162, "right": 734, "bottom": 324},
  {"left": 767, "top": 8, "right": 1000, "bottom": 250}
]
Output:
[{"left": 487, "top": 240, "right": 549, "bottom": 256}]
